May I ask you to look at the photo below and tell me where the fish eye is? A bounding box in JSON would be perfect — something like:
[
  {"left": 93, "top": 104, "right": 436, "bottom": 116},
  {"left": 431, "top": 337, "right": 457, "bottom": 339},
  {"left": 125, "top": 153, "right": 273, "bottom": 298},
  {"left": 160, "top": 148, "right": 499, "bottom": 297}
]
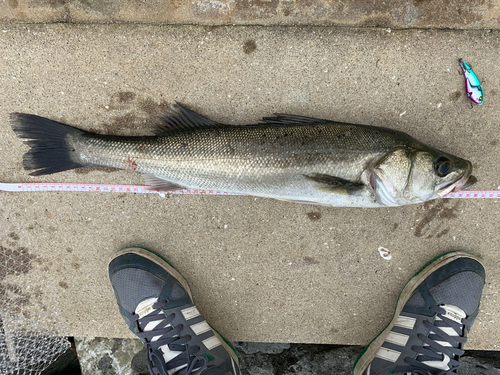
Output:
[
  {"left": 434, "top": 156, "right": 452, "bottom": 177},
  {"left": 479, "top": 96, "right": 483, "bottom": 101}
]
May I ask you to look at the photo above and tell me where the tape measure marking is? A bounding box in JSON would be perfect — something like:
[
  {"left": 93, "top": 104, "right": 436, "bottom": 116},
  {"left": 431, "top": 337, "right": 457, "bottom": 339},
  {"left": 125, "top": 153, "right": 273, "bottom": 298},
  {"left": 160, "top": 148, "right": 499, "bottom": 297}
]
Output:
[
  {"left": 0, "top": 182, "right": 499, "bottom": 199},
  {"left": 444, "top": 190, "right": 500, "bottom": 199},
  {"left": 0, "top": 182, "right": 241, "bottom": 195}
]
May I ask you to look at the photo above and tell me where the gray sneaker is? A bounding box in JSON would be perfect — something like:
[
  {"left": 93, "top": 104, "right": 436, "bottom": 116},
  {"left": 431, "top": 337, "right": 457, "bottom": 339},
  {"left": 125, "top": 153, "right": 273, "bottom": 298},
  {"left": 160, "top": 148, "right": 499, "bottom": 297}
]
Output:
[
  {"left": 109, "top": 247, "right": 241, "bottom": 375},
  {"left": 353, "top": 251, "right": 485, "bottom": 375}
]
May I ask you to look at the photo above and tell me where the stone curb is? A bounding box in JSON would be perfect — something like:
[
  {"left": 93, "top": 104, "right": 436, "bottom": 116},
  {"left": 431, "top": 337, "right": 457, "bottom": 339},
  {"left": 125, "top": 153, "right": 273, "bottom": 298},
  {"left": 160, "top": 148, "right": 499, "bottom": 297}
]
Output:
[{"left": 1, "top": 0, "right": 500, "bottom": 30}]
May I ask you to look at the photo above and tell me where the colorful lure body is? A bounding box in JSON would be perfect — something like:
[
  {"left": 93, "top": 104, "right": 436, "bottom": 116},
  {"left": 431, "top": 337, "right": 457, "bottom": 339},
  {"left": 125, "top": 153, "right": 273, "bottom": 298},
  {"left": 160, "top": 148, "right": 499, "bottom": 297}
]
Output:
[{"left": 459, "top": 59, "right": 483, "bottom": 105}]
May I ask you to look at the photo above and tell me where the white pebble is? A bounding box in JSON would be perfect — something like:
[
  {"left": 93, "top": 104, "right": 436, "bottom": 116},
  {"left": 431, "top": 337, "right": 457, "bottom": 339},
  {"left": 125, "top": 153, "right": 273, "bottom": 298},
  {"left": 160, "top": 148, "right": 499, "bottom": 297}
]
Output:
[{"left": 378, "top": 247, "right": 392, "bottom": 260}]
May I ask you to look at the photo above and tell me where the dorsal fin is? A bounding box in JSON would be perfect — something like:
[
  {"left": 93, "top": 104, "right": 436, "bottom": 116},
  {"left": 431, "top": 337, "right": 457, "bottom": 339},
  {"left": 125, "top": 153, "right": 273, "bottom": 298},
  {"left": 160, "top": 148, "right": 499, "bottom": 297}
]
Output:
[
  {"left": 260, "top": 114, "right": 326, "bottom": 126},
  {"left": 154, "top": 102, "right": 221, "bottom": 135}
]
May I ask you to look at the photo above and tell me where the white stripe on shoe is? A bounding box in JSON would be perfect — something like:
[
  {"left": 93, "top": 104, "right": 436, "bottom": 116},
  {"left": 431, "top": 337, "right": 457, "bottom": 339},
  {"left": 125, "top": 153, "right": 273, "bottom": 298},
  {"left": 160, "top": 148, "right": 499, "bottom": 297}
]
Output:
[
  {"left": 371, "top": 314, "right": 415, "bottom": 363},
  {"left": 203, "top": 336, "right": 222, "bottom": 350},
  {"left": 385, "top": 331, "right": 409, "bottom": 347},
  {"left": 394, "top": 315, "right": 416, "bottom": 330},
  {"left": 181, "top": 306, "right": 201, "bottom": 320},
  {"left": 375, "top": 347, "right": 401, "bottom": 362},
  {"left": 191, "top": 321, "right": 211, "bottom": 336}
]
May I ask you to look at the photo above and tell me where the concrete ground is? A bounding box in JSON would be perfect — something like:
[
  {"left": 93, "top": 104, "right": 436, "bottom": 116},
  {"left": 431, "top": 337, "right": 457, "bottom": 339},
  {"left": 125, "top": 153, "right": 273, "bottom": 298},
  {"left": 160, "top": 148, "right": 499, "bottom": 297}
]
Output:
[{"left": 0, "top": 11, "right": 499, "bottom": 354}]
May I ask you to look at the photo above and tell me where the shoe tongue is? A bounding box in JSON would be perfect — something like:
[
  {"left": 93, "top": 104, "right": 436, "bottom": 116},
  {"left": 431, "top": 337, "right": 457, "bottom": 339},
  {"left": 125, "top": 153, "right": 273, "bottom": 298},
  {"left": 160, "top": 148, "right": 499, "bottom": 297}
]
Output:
[
  {"left": 440, "top": 304, "right": 466, "bottom": 324},
  {"left": 421, "top": 353, "right": 452, "bottom": 372}
]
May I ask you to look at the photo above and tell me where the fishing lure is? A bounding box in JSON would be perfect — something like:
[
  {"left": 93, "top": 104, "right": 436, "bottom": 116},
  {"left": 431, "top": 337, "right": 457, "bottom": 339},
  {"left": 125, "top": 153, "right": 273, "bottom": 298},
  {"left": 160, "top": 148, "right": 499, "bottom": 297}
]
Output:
[{"left": 459, "top": 59, "right": 483, "bottom": 105}]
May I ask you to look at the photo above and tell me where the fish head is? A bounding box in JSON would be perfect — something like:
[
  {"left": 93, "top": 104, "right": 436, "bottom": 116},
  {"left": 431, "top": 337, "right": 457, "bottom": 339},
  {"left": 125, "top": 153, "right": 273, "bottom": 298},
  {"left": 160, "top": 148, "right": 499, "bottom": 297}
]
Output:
[{"left": 370, "top": 147, "right": 475, "bottom": 206}]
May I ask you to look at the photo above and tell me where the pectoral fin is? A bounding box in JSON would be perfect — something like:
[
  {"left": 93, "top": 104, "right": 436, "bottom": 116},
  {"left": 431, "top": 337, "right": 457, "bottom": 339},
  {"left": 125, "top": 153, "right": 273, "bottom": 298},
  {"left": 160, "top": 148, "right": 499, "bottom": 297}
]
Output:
[{"left": 304, "top": 173, "right": 364, "bottom": 195}]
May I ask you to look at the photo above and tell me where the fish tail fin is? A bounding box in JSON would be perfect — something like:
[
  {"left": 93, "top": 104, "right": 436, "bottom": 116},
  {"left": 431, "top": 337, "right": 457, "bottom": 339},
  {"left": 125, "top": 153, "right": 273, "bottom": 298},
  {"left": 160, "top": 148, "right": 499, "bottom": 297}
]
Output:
[{"left": 10, "top": 113, "right": 87, "bottom": 176}]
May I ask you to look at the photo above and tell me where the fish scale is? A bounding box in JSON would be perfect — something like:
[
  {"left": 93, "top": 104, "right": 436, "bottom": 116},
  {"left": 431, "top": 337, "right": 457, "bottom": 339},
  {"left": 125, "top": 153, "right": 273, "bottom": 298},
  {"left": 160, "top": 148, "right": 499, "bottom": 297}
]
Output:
[{"left": 68, "top": 124, "right": 391, "bottom": 201}]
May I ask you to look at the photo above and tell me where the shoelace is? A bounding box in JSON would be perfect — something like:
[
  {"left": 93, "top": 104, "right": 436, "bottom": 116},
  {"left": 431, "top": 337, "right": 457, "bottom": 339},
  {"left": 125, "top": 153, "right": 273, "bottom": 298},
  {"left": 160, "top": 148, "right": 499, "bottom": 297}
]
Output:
[
  {"left": 132, "top": 300, "right": 209, "bottom": 375},
  {"left": 393, "top": 305, "right": 471, "bottom": 375}
]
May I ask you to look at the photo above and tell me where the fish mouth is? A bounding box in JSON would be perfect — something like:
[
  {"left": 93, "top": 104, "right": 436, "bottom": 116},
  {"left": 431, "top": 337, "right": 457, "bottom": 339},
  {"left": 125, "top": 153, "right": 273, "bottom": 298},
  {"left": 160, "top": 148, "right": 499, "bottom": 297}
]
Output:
[
  {"left": 436, "top": 167, "right": 477, "bottom": 197},
  {"left": 455, "top": 175, "right": 477, "bottom": 191}
]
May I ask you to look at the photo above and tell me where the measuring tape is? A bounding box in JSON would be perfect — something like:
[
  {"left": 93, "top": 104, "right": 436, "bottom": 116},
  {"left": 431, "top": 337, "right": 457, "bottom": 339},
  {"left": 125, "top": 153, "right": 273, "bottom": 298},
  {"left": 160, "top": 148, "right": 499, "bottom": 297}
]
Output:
[
  {"left": 0, "top": 182, "right": 499, "bottom": 199},
  {"left": 0, "top": 182, "right": 240, "bottom": 195}
]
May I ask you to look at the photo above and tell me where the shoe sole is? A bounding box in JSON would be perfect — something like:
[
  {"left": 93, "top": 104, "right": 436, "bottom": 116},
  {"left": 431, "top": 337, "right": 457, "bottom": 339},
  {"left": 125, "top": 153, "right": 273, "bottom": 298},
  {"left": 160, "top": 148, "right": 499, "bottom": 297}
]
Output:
[
  {"left": 109, "top": 247, "right": 240, "bottom": 367},
  {"left": 352, "top": 251, "right": 483, "bottom": 375}
]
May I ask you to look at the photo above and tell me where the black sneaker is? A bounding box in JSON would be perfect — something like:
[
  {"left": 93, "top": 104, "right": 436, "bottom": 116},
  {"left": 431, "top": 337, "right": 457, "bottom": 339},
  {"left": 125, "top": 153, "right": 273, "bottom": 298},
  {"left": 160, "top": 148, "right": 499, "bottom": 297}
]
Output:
[
  {"left": 353, "top": 251, "right": 485, "bottom": 375},
  {"left": 109, "top": 247, "right": 241, "bottom": 375}
]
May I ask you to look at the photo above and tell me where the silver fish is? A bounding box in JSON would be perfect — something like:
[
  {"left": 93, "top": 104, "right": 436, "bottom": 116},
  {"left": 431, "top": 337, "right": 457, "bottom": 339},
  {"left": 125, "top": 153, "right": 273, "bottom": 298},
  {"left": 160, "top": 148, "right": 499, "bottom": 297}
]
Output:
[{"left": 10, "top": 103, "right": 476, "bottom": 207}]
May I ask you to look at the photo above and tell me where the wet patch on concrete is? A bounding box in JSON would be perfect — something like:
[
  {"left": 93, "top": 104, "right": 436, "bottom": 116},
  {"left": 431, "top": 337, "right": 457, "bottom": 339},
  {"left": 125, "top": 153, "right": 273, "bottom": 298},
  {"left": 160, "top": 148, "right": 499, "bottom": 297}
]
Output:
[
  {"left": 449, "top": 90, "right": 462, "bottom": 102},
  {"left": 0, "top": 243, "right": 40, "bottom": 315},
  {"left": 8, "top": 0, "right": 19, "bottom": 9},
  {"left": 98, "top": 95, "right": 172, "bottom": 136},
  {"left": 303, "top": 256, "right": 320, "bottom": 265},
  {"left": 436, "top": 228, "right": 450, "bottom": 238},
  {"left": 413, "top": 200, "right": 460, "bottom": 238},
  {"left": 306, "top": 212, "right": 321, "bottom": 221},
  {"left": 0, "top": 245, "right": 36, "bottom": 280},
  {"left": 8, "top": 232, "right": 20, "bottom": 241},
  {"left": 115, "top": 91, "right": 136, "bottom": 104},
  {"left": 243, "top": 39, "right": 257, "bottom": 54}
]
